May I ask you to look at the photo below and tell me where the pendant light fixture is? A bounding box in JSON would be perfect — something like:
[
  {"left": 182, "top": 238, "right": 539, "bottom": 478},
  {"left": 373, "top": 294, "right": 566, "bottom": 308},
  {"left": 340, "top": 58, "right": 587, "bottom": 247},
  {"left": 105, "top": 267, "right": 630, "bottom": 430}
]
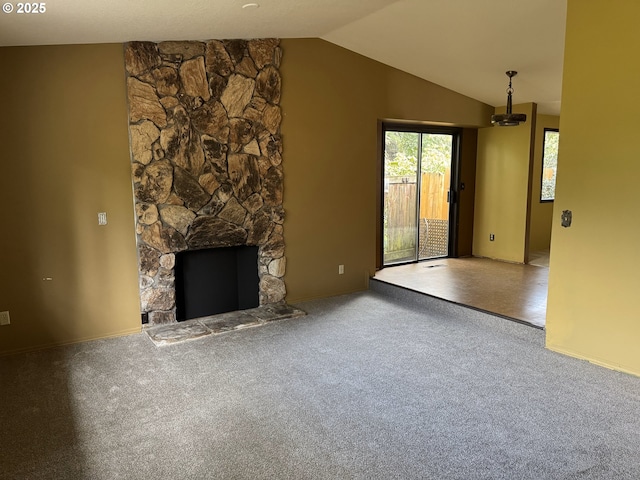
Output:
[{"left": 491, "top": 71, "right": 527, "bottom": 126}]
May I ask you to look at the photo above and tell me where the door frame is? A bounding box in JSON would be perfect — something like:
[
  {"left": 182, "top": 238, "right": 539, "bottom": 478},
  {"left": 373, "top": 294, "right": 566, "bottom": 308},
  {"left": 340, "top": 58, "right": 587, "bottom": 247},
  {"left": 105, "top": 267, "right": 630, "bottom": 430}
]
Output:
[{"left": 377, "top": 121, "right": 462, "bottom": 270}]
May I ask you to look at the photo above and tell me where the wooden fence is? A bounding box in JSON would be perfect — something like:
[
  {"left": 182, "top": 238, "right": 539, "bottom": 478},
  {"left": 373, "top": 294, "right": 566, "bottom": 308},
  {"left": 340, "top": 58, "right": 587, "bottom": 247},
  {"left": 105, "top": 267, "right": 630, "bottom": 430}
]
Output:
[
  {"left": 383, "top": 171, "right": 450, "bottom": 263},
  {"left": 420, "top": 170, "right": 450, "bottom": 220}
]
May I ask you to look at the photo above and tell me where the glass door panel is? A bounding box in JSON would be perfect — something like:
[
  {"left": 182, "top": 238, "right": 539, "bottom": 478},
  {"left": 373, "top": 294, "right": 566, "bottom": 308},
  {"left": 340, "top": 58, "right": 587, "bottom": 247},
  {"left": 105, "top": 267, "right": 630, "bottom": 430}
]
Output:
[
  {"left": 383, "top": 131, "right": 420, "bottom": 265},
  {"left": 418, "top": 133, "right": 453, "bottom": 260}
]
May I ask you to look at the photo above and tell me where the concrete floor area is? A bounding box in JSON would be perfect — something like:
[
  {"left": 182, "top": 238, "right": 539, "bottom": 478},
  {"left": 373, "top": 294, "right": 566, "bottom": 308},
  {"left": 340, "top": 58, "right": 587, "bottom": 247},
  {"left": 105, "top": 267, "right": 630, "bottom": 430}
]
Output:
[{"left": 373, "top": 257, "right": 549, "bottom": 328}]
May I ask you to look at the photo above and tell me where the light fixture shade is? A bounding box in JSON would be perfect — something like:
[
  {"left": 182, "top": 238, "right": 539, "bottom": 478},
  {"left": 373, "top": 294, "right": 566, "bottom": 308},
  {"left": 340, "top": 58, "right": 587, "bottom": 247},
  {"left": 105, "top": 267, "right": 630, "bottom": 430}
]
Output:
[
  {"left": 491, "top": 113, "right": 527, "bottom": 126},
  {"left": 492, "top": 71, "right": 527, "bottom": 126}
]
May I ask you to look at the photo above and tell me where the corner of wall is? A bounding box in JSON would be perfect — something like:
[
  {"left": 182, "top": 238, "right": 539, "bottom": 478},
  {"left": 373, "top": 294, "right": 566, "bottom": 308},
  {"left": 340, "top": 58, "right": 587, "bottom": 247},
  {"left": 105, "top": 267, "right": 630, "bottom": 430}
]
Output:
[{"left": 473, "top": 103, "right": 536, "bottom": 263}]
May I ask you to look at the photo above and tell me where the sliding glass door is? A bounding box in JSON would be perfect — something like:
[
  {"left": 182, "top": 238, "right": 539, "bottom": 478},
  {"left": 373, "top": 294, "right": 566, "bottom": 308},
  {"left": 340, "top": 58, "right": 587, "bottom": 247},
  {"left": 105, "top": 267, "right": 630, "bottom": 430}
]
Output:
[{"left": 383, "top": 126, "right": 458, "bottom": 266}]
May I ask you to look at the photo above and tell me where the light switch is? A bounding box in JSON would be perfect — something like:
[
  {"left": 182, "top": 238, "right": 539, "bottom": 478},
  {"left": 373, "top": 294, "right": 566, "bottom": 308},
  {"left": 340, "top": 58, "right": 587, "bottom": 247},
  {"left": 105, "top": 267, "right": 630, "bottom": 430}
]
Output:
[{"left": 98, "top": 212, "right": 107, "bottom": 225}]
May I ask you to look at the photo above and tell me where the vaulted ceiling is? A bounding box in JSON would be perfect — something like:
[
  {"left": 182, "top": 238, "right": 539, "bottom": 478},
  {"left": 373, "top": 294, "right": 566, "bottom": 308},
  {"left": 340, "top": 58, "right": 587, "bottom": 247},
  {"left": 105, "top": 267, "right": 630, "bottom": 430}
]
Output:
[{"left": 0, "top": 0, "right": 566, "bottom": 115}]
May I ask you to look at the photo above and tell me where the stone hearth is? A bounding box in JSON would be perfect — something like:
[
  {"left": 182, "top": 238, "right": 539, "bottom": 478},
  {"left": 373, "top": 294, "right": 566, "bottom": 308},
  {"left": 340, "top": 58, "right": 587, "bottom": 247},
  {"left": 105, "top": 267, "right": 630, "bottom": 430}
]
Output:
[
  {"left": 124, "top": 39, "right": 285, "bottom": 326},
  {"left": 145, "top": 302, "right": 305, "bottom": 346}
]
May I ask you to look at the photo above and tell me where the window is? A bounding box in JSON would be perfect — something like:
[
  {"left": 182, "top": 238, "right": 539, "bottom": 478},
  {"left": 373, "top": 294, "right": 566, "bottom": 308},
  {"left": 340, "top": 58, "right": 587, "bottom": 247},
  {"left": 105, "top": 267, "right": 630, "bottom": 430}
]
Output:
[{"left": 541, "top": 129, "right": 559, "bottom": 202}]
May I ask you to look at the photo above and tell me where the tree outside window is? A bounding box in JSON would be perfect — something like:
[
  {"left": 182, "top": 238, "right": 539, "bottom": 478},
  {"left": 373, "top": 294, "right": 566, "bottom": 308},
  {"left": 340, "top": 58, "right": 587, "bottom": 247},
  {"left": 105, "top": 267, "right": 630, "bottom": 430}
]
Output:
[{"left": 541, "top": 129, "right": 559, "bottom": 202}]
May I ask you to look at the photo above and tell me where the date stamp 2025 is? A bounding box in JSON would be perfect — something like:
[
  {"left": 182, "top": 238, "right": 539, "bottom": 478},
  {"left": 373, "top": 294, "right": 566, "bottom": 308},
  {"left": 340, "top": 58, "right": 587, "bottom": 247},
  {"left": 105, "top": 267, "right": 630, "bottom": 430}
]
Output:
[{"left": 3, "top": 3, "right": 47, "bottom": 14}]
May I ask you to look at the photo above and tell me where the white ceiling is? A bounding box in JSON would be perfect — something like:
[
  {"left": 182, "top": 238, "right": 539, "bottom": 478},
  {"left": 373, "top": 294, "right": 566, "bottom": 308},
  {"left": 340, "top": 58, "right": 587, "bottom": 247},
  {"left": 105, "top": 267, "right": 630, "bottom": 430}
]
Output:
[{"left": 0, "top": 0, "right": 566, "bottom": 115}]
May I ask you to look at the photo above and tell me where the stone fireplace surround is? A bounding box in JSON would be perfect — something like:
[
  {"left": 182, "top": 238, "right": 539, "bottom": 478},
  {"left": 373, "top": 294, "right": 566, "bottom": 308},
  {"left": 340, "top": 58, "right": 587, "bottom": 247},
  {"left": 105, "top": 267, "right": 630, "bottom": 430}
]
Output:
[{"left": 125, "top": 39, "right": 286, "bottom": 326}]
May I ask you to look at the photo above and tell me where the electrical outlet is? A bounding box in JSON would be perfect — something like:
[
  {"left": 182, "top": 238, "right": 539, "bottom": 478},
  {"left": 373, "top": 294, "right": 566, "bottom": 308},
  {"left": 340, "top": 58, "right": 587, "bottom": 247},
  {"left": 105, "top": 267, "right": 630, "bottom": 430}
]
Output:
[
  {"left": 0, "top": 311, "right": 10, "bottom": 326},
  {"left": 490, "top": 234, "right": 495, "bottom": 241},
  {"left": 338, "top": 265, "right": 344, "bottom": 275}
]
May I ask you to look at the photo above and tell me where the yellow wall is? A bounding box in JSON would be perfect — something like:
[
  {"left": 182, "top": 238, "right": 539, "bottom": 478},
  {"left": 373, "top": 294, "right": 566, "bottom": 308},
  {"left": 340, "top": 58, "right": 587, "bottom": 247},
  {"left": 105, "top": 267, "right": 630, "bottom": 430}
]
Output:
[
  {"left": 546, "top": 0, "right": 640, "bottom": 375},
  {"left": 280, "top": 39, "right": 492, "bottom": 302},
  {"left": 0, "top": 44, "right": 141, "bottom": 355},
  {"left": 473, "top": 103, "right": 536, "bottom": 263},
  {"left": 528, "top": 114, "right": 559, "bottom": 253}
]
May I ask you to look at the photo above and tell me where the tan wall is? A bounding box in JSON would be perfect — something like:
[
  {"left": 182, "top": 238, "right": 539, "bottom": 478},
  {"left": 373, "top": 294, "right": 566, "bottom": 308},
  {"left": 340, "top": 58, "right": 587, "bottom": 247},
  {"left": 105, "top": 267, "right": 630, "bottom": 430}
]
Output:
[
  {"left": 383, "top": 69, "right": 495, "bottom": 127},
  {"left": 0, "top": 44, "right": 141, "bottom": 355},
  {"left": 546, "top": 0, "right": 640, "bottom": 375},
  {"left": 280, "top": 39, "right": 492, "bottom": 302},
  {"left": 0, "top": 38, "right": 493, "bottom": 352},
  {"left": 472, "top": 103, "right": 536, "bottom": 263},
  {"left": 458, "top": 129, "right": 478, "bottom": 257},
  {"left": 528, "top": 114, "right": 560, "bottom": 253}
]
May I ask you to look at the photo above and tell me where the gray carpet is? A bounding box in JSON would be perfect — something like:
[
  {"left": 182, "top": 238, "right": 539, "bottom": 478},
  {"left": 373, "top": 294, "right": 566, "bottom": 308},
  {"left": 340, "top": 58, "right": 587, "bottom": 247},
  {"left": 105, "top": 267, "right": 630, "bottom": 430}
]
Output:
[{"left": 1, "top": 289, "right": 639, "bottom": 479}]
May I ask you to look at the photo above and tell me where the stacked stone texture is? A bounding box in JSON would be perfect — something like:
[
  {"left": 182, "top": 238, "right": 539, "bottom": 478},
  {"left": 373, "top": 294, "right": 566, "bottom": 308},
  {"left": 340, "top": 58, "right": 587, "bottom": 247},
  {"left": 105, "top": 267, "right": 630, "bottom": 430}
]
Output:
[{"left": 124, "top": 39, "right": 285, "bottom": 325}]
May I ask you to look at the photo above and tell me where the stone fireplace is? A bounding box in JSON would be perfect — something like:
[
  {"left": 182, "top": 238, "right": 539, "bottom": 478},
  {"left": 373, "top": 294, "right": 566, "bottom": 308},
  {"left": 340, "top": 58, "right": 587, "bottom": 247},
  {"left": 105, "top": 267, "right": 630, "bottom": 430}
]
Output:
[{"left": 124, "top": 39, "right": 285, "bottom": 326}]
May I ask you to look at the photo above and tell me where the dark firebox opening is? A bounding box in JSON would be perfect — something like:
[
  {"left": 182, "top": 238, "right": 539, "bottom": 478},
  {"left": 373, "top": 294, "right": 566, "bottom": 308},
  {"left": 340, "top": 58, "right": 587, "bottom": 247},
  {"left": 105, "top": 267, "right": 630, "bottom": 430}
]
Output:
[{"left": 175, "top": 246, "right": 259, "bottom": 321}]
